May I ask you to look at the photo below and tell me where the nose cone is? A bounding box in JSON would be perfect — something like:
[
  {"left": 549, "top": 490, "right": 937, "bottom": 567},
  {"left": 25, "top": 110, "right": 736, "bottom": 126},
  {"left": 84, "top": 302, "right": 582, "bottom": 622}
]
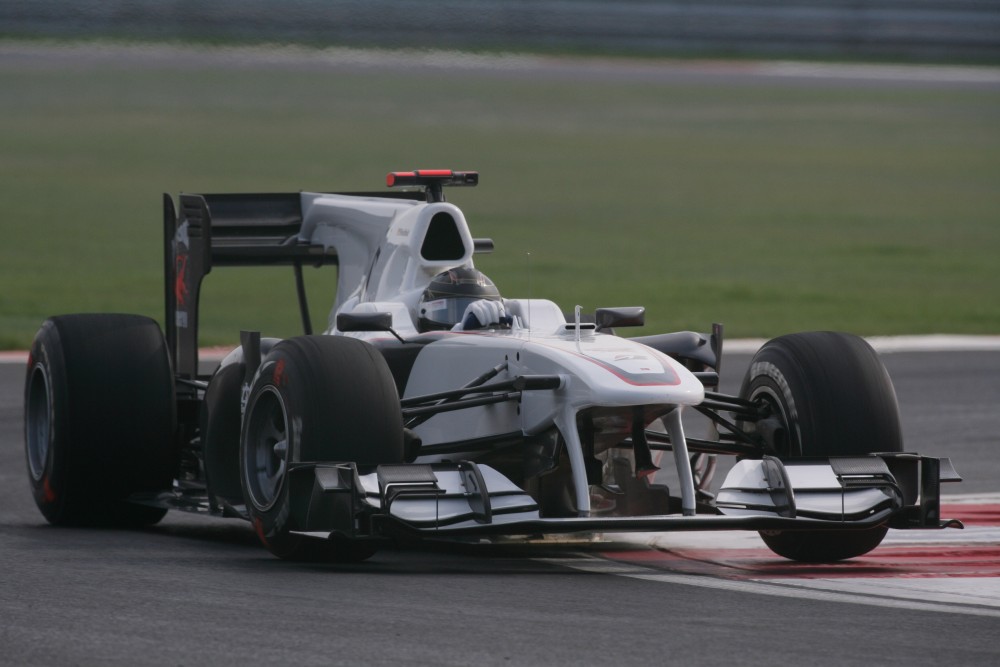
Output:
[{"left": 520, "top": 334, "right": 706, "bottom": 408}]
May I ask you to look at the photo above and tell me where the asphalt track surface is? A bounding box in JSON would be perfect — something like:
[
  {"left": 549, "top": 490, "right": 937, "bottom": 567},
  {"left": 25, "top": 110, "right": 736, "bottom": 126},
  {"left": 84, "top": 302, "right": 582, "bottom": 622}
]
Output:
[{"left": 1, "top": 347, "right": 998, "bottom": 667}]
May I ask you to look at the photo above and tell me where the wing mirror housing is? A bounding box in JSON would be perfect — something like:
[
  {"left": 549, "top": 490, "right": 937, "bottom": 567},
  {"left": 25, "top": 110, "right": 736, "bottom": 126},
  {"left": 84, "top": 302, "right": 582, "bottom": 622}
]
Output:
[
  {"left": 595, "top": 307, "right": 645, "bottom": 332},
  {"left": 336, "top": 312, "right": 407, "bottom": 343},
  {"left": 337, "top": 312, "right": 394, "bottom": 332}
]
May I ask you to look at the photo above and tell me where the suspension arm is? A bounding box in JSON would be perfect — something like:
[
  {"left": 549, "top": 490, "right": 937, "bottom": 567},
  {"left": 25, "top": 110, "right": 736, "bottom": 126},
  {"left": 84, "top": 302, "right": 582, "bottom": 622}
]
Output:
[
  {"left": 400, "top": 375, "right": 561, "bottom": 408},
  {"left": 641, "top": 430, "right": 764, "bottom": 457},
  {"left": 693, "top": 405, "right": 763, "bottom": 448}
]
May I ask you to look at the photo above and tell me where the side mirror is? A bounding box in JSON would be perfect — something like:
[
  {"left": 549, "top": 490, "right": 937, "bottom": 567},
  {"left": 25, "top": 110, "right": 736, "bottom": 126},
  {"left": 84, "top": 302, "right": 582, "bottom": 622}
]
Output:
[
  {"left": 336, "top": 312, "right": 394, "bottom": 333},
  {"left": 595, "top": 307, "right": 645, "bottom": 332}
]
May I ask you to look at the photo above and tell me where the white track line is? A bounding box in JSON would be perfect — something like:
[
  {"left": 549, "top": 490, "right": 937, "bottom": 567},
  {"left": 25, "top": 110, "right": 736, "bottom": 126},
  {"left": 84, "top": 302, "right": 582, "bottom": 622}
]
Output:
[
  {"left": 759, "top": 61, "right": 1000, "bottom": 86},
  {"left": 723, "top": 335, "right": 1000, "bottom": 355},
  {"left": 541, "top": 557, "right": 1000, "bottom": 618},
  {"left": 4, "top": 335, "right": 1000, "bottom": 364},
  {"left": 575, "top": 494, "right": 1000, "bottom": 615},
  {"left": 4, "top": 43, "right": 999, "bottom": 88}
]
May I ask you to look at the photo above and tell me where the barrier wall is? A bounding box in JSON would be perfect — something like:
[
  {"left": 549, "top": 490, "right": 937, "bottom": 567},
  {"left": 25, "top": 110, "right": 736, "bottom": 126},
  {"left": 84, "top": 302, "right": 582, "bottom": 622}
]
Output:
[{"left": 3, "top": 0, "right": 998, "bottom": 61}]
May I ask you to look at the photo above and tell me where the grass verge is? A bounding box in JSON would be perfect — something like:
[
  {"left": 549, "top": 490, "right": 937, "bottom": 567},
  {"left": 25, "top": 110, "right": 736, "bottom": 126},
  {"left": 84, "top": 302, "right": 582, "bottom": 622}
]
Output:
[{"left": 1, "top": 43, "right": 998, "bottom": 348}]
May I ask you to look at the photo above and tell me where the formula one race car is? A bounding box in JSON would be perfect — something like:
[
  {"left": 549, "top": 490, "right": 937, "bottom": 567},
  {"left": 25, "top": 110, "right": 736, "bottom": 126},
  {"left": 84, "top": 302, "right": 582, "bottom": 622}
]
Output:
[{"left": 24, "top": 170, "right": 963, "bottom": 563}]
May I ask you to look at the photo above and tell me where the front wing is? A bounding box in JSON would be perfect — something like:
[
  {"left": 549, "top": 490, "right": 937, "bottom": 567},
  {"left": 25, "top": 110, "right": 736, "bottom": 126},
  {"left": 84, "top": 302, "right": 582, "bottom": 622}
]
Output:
[{"left": 282, "top": 453, "right": 963, "bottom": 542}]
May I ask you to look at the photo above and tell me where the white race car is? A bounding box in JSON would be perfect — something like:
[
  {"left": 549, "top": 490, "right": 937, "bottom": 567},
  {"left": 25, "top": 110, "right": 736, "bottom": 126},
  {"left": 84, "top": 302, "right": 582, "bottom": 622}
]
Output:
[{"left": 24, "top": 170, "right": 963, "bottom": 562}]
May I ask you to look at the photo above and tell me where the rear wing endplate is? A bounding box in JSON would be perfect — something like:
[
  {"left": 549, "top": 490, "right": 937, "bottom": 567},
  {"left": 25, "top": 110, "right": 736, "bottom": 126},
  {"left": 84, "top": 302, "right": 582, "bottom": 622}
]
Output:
[{"left": 163, "top": 190, "right": 420, "bottom": 383}]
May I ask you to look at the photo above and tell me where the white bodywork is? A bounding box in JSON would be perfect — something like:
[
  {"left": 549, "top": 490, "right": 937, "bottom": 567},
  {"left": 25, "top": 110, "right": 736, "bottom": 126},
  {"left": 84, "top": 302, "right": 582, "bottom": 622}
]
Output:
[
  {"left": 292, "top": 191, "right": 706, "bottom": 516},
  {"left": 299, "top": 194, "right": 476, "bottom": 331}
]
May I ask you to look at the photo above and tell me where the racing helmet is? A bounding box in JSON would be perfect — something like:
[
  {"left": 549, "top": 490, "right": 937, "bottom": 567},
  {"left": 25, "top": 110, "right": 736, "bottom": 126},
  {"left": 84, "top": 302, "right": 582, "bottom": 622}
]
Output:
[{"left": 417, "top": 268, "right": 501, "bottom": 331}]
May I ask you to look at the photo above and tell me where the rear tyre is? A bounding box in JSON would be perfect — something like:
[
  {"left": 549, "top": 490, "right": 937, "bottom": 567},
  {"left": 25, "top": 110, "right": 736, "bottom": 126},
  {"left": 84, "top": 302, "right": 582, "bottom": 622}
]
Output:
[
  {"left": 739, "top": 332, "right": 903, "bottom": 562},
  {"left": 240, "top": 336, "right": 403, "bottom": 561},
  {"left": 201, "top": 361, "right": 245, "bottom": 507},
  {"left": 24, "top": 314, "right": 176, "bottom": 526},
  {"left": 201, "top": 339, "right": 281, "bottom": 509}
]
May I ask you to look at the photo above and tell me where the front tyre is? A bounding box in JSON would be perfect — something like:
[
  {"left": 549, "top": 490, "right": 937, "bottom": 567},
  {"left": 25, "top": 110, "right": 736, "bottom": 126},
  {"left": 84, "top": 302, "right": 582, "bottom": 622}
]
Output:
[
  {"left": 240, "top": 336, "right": 403, "bottom": 561},
  {"left": 739, "top": 332, "right": 903, "bottom": 562},
  {"left": 24, "top": 315, "right": 176, "bottom": 526}
]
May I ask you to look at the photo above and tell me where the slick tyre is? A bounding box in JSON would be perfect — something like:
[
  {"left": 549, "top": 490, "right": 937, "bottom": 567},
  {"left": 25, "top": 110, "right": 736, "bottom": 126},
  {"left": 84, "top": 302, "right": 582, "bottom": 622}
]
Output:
[
  {"left": 201, "top": 339, "right": 279, "bottom": 508},
  {"left": 739, "top": 332, "right": 903, "bottom": 562},
  {"left": 24, "top": 314, "right": 176, "bottom": 526},
  {"left": 201, "top": 361, "right": 245, "bottom": 507},
  {"left": 240, "top": 336, "right": 403, "bottom": 562}
]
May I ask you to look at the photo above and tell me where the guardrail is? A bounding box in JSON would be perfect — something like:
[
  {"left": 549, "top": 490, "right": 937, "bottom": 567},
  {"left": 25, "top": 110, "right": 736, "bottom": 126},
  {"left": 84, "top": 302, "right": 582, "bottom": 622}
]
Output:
[{"left": 3, "top": 0, "right": 999, "bottom": 62}]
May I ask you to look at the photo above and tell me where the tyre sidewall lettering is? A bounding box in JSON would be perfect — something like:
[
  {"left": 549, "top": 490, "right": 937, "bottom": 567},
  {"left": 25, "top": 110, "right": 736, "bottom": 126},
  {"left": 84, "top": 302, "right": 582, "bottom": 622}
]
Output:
[
  {"left": 739, "top": 332, "right": 903, "bottom": 561},
  {"left": 746, "top": 359, "right": 803, "bottom": 457}
]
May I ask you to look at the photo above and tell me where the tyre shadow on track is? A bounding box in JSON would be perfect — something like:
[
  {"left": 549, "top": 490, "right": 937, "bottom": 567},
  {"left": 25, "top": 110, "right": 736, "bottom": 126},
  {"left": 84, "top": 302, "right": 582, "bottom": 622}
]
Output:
[
  {"left": 149, "top": 518, "right": 656, "bottom": 575},
  {"left": 8, "top": 513, "right": 656, "bottom": 576}
]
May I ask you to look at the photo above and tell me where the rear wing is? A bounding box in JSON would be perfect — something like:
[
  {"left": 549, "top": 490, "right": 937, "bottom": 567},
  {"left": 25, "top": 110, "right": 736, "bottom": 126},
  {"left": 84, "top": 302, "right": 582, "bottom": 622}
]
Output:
[{"left": 163, "top": 190, "right": 422, "bottom": 383}]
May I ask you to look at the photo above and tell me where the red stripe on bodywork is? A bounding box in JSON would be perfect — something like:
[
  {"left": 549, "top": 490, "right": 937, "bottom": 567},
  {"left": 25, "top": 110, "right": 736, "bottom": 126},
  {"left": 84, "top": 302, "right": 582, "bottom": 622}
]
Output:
[
  {"left": 524, "top": 338, "right": 681, "bottom": 387},
  {"left": 580, "top": 354, "right": 681, "bottom": 387}
]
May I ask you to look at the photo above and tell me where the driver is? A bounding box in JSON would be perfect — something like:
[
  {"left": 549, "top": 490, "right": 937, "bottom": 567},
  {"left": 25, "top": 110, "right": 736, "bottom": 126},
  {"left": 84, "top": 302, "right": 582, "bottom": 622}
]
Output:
[{"left": 417, "top": 268, "right": 508, "bottom": 332}]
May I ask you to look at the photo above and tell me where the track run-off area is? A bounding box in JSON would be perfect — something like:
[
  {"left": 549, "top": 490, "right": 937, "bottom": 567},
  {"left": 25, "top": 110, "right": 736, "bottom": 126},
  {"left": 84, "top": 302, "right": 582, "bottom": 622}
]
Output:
[{"left": 559, "top": 493, "right": 1000, "bottom": 619}]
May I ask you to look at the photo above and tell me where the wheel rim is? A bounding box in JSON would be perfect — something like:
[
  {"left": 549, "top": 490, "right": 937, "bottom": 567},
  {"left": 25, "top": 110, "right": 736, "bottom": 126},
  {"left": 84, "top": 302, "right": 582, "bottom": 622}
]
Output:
[
  {"left": 244, "top": 387, "right": 290, "bottom": 511},
  {"left": 746, "top": 383, "right": 800, "bottom": 458},
  {"left": 25, "top": 364, "right": 51, "bottom": 482}
]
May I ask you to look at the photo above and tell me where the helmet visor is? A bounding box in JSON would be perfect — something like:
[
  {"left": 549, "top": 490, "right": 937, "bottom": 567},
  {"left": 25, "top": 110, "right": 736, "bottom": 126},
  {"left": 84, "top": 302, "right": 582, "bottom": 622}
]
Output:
[{"left": 419, "top": 297, "right": 487, "bottom": 328}]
